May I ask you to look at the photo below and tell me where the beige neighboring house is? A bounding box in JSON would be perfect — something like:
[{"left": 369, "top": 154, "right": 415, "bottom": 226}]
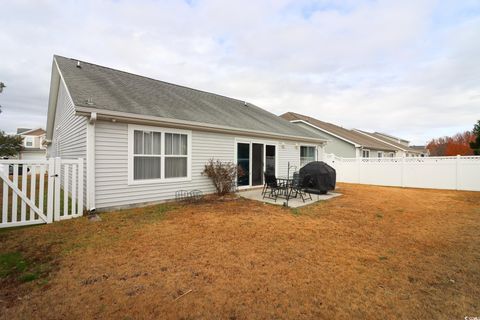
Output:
[
  {"left": 16, "top": 128, "right": 47, "bottom": 160},
  {"left": 352, "top": 130, "right": 425, "bottom": 157},
  {"left": 409, "top": 145, "right": 430, "bottom": 157},
  {"left": 281, "top": 112, "right": 400, "bottom": 158}
]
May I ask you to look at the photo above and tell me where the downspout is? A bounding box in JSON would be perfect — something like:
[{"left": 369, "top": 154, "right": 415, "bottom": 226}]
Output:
[{"left": 86, "top": 112, "right": 97, "bottom": 212}]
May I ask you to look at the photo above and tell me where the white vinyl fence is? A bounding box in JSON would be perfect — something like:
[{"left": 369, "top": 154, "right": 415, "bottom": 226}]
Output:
[
  {"left": 324, "top": 154, "right": 480, "bottom": 192},
  {"left": 0, "top": 158, "right": 84, "bottom": 228}
]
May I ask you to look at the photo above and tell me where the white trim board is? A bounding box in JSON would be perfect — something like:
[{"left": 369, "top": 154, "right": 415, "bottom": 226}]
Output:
[{"left": 75, "top": 106, "right": 328, "bottom": 145}]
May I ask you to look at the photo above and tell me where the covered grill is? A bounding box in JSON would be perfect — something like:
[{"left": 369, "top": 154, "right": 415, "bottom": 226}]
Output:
[{"left": 299, "top": 161, "right": 336, "bottom": 195}]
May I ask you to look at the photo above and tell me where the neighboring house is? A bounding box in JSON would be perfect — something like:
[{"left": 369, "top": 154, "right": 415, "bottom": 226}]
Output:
[
  {"left": 281, "top": 112, "right": 400, "bottom": 158},
  {"left": 373, "top": 132, "right": 410, "bottom": 147},
  {"left": 16, "top": 128, "right": 47, "bottom": 160},
  {"left": 353, "top": 130, "right": 424, "bottom": 157},
  {"left": 409, "top": 145, "right": 430, "bottom": 157},
  {"left": 45, "top": 56, "right": 327, "bottom": 212}
]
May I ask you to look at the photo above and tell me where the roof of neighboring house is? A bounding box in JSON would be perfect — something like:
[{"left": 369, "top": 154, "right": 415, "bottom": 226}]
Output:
[
  {"left": 53, "top": 55, "right": 325, "bottom": 142},
  {"left": 18, "top": 128, "right": 46, "bottom": 136},
  {"left": 410, "top": 145, "right": 429, "bottom": 153},
  {"left": 16, "top": 128, "right": 31, "bottom": 134},
  {"left": 280, "top": 112, "right": 398, "bottom": 152},
  {"left": 354, "top": 130, "right": 422, "bottom": 154},
  {"left": 374, "top": 132, "right": 409, "bottom": 144}
]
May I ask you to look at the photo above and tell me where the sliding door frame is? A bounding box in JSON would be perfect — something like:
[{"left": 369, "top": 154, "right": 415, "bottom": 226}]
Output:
[{"left": 234, "top": 138, "right": 278, "bottom": 189}]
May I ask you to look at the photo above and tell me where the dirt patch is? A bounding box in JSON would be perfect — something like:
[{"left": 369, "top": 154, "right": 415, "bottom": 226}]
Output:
[{"left": 0, "top": 184, "right": 479, "bottom": 319}]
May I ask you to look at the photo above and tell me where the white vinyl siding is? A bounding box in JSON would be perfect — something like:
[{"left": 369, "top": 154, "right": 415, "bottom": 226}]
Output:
[
  {"left": 50, "top": 81, "right": 87, "bottom": 204},
  {"left": 95, "top": 120, "right": 310, "bottom": 210}
]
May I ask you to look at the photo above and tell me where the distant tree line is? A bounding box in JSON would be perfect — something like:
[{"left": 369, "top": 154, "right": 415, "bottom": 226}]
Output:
[{"left": 427, "top": 120, "right": 480, "bottom": 156}]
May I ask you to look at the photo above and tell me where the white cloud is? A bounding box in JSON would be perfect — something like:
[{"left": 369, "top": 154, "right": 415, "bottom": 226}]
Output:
[{"left": 0, "top": 0, "right": 479, "bottom": 144}]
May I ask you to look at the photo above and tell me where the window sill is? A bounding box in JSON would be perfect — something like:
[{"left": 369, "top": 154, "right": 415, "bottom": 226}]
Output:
[{"left": 128, "top": 177, "right": 192, "bottom": 186}]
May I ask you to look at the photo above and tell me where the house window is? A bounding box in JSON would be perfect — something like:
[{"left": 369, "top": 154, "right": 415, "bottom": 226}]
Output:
[
  {"left": 25, "top": 137, "right": 33, "bottom": 147},
  {"left": 133, "top": 130, "right": 162, "bottom": 180},
  {"left": 362, "top": 149, "right": 370, "bottom": 158},
  {"left": 300, "top": 146, "right": 316, "bottom": 167},
  {"left": 164, "top": 133, "right": 188, "bottom": 178},
  {"left": 377, "top": 152, "right": 383, "bottom": 158},
  {"left": 129, "top": 125, "right": 191, "bottom": 183}
]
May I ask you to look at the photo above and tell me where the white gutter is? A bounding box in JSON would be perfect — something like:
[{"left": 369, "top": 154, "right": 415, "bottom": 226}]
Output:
[
  {"left": 86, "top": 112, "right": 96, "bottom": 212},
  {"left": 75, "top": 106, "right": 328, "bottom": 144},
  {"left": 290, "top": 119, "right": 361, "bottom": 147}
]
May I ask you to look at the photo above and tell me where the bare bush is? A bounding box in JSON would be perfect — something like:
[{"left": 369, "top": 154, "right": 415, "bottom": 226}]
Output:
[{"left": 202, "top": 159, "right": 244, "bottom": 196}]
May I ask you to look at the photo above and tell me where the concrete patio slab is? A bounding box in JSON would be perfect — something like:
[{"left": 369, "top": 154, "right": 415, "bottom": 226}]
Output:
[{"left": 239, "top": 188, "right": 342, "bottom": 208}]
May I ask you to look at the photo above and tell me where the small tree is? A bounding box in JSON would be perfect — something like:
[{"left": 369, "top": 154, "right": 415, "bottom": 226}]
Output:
[
  {"left": 470, "top": 120, "right": 480, "bottom": 155},
  {"left": 0, "top": 131, "right": 23, "bottom": 157},
  {"left": 202, "top": 159, "right": 243, "bottom": 196}
]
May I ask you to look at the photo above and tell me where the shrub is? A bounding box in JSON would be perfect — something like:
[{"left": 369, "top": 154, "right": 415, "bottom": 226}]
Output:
[{"left": 202, "top": 159, "right": 243, "bottom": 196}]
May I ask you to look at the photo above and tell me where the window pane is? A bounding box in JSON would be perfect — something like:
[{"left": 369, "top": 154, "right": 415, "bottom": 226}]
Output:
[
  {"left": 165, "top": 133, "right": 172, "bottom": 155},
  {"left": 153, "top": 132, "right": 161, "bottom": 155},
  {"left": 237, "top": 143, "right": 250, "bottom": 186},
  {"left": 165, "top": 157, "right": 187, "bottom": 178},
  {"left": 172, "top": 134, "right": 180, "bottom": 155},
  {"left": 300, "top": 146, "right": 315, "bottom": 167},
  {"left": 265, "top": 145, "right": 275, "bottom": 175},
  {"left": 134, "top": 130, "right": 143, "bottom": 154},
  {"left": 165, "top": 133, "right": 187, "bottom": 155},
  {"left": 134, "top": 156, "right": 161, "bottom": 180},
  {"left": 180, "top": 134, "right": 187, "bottom": 155},
  {"left": 143, "top": 131, "right": 152, "bottom": 155}
]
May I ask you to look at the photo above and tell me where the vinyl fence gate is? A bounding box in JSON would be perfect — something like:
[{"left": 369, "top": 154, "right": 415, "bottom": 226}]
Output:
[{"left": 0, "top": 158, "right": 84, "bottom": 228}]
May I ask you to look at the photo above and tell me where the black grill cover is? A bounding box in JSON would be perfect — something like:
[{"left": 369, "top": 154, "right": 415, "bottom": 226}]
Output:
[{"left": 299, "top": 161, "right": 336, "bottom": 195}]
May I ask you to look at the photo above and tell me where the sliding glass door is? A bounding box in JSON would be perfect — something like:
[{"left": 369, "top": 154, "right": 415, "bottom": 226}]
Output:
[
  {"left": 237, "top": 143, "right": 250, "bottom": 186},
  {"left": 236, "top": 142, "right": 276, "bottom": 187}
]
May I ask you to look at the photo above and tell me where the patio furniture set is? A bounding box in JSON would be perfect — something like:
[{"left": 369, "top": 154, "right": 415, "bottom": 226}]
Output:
[{"left": 262, "top": 172, "right": 313, "bottom": 202}]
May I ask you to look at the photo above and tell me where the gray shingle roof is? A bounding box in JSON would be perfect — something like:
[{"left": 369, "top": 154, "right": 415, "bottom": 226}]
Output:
[
  {"left": 54, "top": 55, "right": 322, "bottom": 140},
  {"left": 356, "top": 131, "right": 422, "bottom": 154},
  {"left": 281, "top": 112, "right": 398, "bottom": 151}
]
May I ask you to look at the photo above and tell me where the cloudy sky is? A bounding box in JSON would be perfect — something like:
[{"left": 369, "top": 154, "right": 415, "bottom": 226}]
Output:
[{"left": 0, "top": 0, "right": 479, "bottom": 144}]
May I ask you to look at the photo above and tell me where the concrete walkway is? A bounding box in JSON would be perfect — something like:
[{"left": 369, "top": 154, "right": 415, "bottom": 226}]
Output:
[{"left": 239, "top": 188, "right": 342, "bottom": 208}]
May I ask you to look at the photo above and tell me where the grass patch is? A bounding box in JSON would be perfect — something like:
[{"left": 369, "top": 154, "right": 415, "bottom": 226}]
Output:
[
  {"left": 291, "top": 208, "right": 301, "bottom": 216},
  {"left": 0, "top": 251, "right": 51, "bottom": 283},
  {"left": 0, "top": 252, "right": 28, "bottom": 278}
]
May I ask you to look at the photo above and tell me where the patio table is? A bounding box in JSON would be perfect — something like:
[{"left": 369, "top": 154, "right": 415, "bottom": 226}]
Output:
[{"left": 275, "top": 177, "right": 296, "bottom": 200}]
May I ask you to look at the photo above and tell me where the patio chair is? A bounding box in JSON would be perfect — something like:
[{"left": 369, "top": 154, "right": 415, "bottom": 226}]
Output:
[
  {"left": 263, "top": 172, "right": 285, "bottom": 202},
  {"left": 290, "top": 172, "right": 312, "bottom": 202}
]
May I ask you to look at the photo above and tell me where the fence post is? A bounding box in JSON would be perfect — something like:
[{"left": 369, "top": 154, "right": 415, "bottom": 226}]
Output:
[
  {"left": 77, "top": 158, "right": 84, "bottom": 216},
  {"left": 401, "top": 156, "right": 405, "bottom": 188},
  {"left": 54, "top": 157, "right": 61, "bottom": 221},
  {"left": 46, "top": 158, "right": 55, "bottom": 223},
  {"left": 455, "top": 155, "right": 460, "bottom": 190}
]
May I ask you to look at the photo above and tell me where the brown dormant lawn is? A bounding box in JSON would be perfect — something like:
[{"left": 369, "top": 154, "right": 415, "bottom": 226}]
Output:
[{"left": 1, "top": 183, "right": 479, "bottom": 319}]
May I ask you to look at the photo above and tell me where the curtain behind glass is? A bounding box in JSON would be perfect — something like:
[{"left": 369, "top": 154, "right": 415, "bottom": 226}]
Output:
[
  {"left": 134, "top": 156, "right": 161, "bottom": 180},
  {"left": 134, "top": 131, "right": 143, "bottom": 154},
  {"left": 165, "top": 157, "right": 187, "bottom": 178},
  {"left": 165, "top": 133, "right": 187, "bottom": 155}
]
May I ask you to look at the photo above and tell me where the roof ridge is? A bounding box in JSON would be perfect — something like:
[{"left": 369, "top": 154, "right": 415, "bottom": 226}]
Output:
[
  {"left": 287, "top": 111, "right": 352, "bottom": 130},
  {"left": 54, "top": 54, "right": 248, "bottom": 104}
]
